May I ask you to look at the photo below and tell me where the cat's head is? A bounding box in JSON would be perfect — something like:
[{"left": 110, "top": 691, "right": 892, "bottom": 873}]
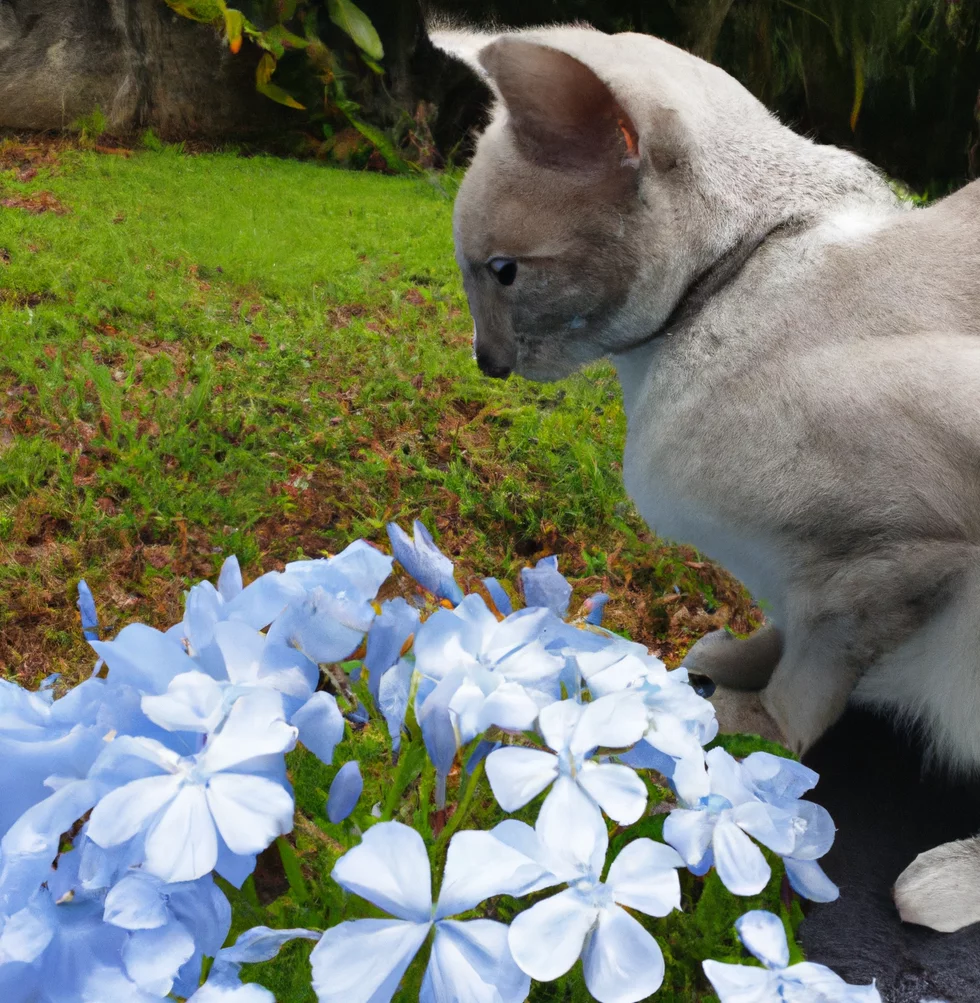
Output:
[{"left": 433, "top": 26, "right": 766, "bottom": 382}]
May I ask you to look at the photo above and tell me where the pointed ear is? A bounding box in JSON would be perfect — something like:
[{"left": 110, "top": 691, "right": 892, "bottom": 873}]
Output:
[
  {"left": 427, "top": 27, "right": 502, "bottom": 91},
  {"left": 477, "top": 38, "right": 640, "bottom": 174}
]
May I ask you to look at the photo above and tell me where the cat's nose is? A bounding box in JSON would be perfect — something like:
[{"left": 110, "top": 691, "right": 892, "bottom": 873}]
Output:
[{"left": 476, "top": 351, "right": 512, "bottom": 380}]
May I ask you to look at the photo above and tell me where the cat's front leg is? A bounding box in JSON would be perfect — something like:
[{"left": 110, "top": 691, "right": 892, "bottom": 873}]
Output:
[
  {"left": 893, "top": 836, "right": 980, "bottom": 933},
  {"left": 683, "top": 622, "right": 783, "bottom": 690},
  {"left": 708, "top": 685, "right": 787, "bottom": 745}
]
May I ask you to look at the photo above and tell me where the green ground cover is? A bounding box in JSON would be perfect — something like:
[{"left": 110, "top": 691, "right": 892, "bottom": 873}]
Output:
[{"left": 0, "top": 138, "right": 784, "bottom": 1000}]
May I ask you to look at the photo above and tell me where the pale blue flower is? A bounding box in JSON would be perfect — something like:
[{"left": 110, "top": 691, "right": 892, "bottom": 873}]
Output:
[
  {"left": 521, "top": 555, "right": 573, "bottom": 617},
  {"left": 583, "top": 592, "right": 610, "bottom": 626},
  {"left": 0, "top": 677, "right": 108, "bottom": 840},
  {"left": 140, "top": 621, "right": 343, "bottom": 767},
  {"left": 327, "top": 761, "right": 363, "bottom": 823},
  {"left": 310, "top": 821, "right": 539, "bottom": 1003},
  {"left": 413, "top": 594, "right": 564, "bottom": 743},
  {"left": 77, "top": 580, "right": 99, "bottom": 640},
  {"left": 86, "top": 690, "right": 298, "bottom": 883},
  {"left": 485, "top": 692, "right": 649, "bottom": 825},
  {"left": 481, "top": 577, "right": 513, "bottom": 615},
  {"left": 188, "top": 925, "right": 320, "bottom": 1003},
  {"left": 663, "top": 748, "right": 835, "bottom": 897},
  {"left": 363, "top": 598, "right": 419, "bottom": 701},
  {"left": 386, "top": 520, "right": 464, "bottom": 605},
  {"left": 501, "top": 780, "right": 684, "bottom": 1003},
  {"left": 377, "top": 657, "right": 414, "bottom": 754},
  {"left": 703, "top": 910, "right": 881, "bottom": 1002}
]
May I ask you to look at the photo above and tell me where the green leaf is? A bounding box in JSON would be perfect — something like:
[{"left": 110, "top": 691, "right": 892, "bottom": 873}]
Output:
[
  {"left": 223, "top": 8, "right": 245, "bottom": 53},
  {"left": 327, "top": 0, "right": 384, "bottom": 61},
  {"left": 255, "top": 53, "right": 306, "bottom": 110},
  {"left": 276, "top": 836, "right": 310, "bottom": 905},
  {"left": 164, "top": 0, "right": 226, "bottom": 23},
  {"left": 260, "top": 23, "right": 310, "bottom": 57},
  {"left": 345, "top": 116, "right": 411, "bottom": 174}
]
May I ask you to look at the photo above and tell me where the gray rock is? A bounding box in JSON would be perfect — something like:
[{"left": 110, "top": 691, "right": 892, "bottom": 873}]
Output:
[{"left": 0, "top": 0, "right": 297, "bottom": 136}]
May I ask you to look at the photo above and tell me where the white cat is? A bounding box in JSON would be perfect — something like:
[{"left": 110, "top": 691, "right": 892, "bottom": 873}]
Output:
[{"left": 432, "top": 23, "right": 980, "bottom": 934}]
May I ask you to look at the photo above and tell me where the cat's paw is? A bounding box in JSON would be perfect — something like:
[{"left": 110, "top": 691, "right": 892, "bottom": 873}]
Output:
[
  {"left": 709, "top": 685, "right": 787, "bottom": 745},
  {"left": 893, "top": 837, "right": 980, "bottom": 933}
]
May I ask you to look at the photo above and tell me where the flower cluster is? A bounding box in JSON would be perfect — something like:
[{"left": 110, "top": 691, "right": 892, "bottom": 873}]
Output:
[{"left": 0, "top": 521, "right": 880, "bottom": 1002}]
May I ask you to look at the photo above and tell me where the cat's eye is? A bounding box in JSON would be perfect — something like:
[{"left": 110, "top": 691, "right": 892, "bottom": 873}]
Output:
[{"left": 487, "top": 257, "right": 518, "bottom": 286}]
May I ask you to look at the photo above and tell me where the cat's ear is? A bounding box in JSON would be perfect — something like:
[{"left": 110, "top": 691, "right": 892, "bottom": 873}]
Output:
[
  {"left": 478, "top": 38, "right": 640, "bottom": 174},
  {"left": 428, "top": 27, "right": 502, "bottom": 89}
]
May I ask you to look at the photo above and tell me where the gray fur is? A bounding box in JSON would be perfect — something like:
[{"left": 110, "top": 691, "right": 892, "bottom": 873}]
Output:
[{"left": 433, "top": 23, "right": 980, "bottom": 935}]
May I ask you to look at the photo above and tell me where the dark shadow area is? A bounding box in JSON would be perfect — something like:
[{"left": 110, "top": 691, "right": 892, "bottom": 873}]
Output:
[{"left": 801, "top": 707, "right": 980, "bottom": 1002}]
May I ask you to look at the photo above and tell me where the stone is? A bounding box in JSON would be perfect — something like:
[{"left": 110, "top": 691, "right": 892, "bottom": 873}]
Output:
[{"left": 0, "top": 0, "right": 297, "bottom": 136}]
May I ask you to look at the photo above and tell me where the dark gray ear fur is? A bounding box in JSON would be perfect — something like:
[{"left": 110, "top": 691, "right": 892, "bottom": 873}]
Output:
[{"left": 477, "top": 38, "right": 640, "bottom": 176}]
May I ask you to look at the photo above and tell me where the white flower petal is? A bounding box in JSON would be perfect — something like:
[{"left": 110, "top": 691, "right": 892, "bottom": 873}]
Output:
[
  {"left": 537, "top": 699, "right": 584, "bottom": 753},
  {"left": 582, "top": 904, "right": 665, "bottom": 1003},
  {"left": 784, "top": 800, "right": 837, "bottom": 861},
  {"left": 577, "top": 762, "right": 648, "bottom": 825},
  {"left": 310, "top": 918, "right": 431, "bottom": 1003},
  {"left": 198, "top": 691, "right": 297, "bottom": 775},
  {"left": 731, "top": 801, "right": 799, "bottom": 856},
  {"left": 217, "top": 925, "right": 321, "bottom": 964},
  {"left": 217, "top": 555, "right": 243, "bottom": 601},
  {"left": 536, "top": 775, "right": 608, "bottom": 882},
  {"left": 783, "top": 857, "right": 840, "bottom": 903},
  {"left": 484, "top": 747, "right": 557, "bottom": 812},
  {"left": 571, "top": 692, "right": 648, "bottom": 755},
  {"left": 788, "top": 962, "right": 882, "bottom": 1000},
  {"left": 476, "top": 682, "right": 541, "bottom": 734},
  {"left": 489, "top": 820, "right": 559, "bottom": 894},
  {"left": 702, "top": 959, "right": 775, "bottom": 1000},
  {"left": 103, "top": 871, "right": 169, "bottom": 929},
  {"left": 88, "top": 774, "right": 182, "bottom": 849},
  {"left": 144, "top": 784, "right": 218, "bottom": 882},
  {"left": 451, "top": 592, "right": 500, "bottom": 643},
  {"left": 436, "top": 830, "right": 553, "bottom": 919},
  {"left": 741, "top": 751, "right": 819, "bottom": 801},
  {"left": 327, "top": 761, "right": 363, "bottom": 824},
  {"left": 189, "top": 980, "right": 274, "bottom": 1002},
  {"left": 90, "top": 623, "right": 194, "bottom": 695},
  {"left": 331, "top": 821, "right": 432, "bottom": 922},
  {"left": 141, "top": 671, "right": 225, "bottom": 734},
  {"left": 291, "top": 692, "right": 345, "bottom": 766},
  {"left": 206, "top": 773, "right": 294, "bottom": 855},
  {"left": 123, "top": 921, "right": 196, "bottom": 995},
  {"left": 713, "top": 818, "right": 771, "bottom": 896},
  {"left": 423, "top": 920, "right": 530, "bottom": 1003},
  {"left": 212, "top": 621, "right": 265, "bottom": 685},
  {"left": 663, "top": 808, "right": 717, "bottom": 867},
  {"left": 0, "top": 901, "right": 53, "bottom": 963},
  {"left": 448, "top": 679, "right": 489, "bottom": 745},
  {"left": 507, "top": 887, "right": 597, "bottom": 981},
  {"left": 706, "top": 747, "right": 757, "bottom": 807},
  {"left": 413, "top": 609, "right": 481, "bottom": 679},
  {"left": 493, "top": 642, "right": 563, "bottom": 691},
  {"left": 221, "top": 570, "right": 304, "bottom": 631},
  {"left": 735, "top": 910, "right": 790, "bottom": 969},
  {"left": 605, "top": 838, "right": 683, "bottom": 918}
]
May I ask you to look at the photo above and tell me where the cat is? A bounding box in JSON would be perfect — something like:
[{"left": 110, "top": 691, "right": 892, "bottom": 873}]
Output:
[{"left": 430, "top": 22, "right": 980, "bottom": 939}]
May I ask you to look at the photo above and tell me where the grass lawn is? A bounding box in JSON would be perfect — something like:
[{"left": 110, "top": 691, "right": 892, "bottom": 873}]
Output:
[{"left": 0, "top": 137, "right": 780, "bottom": 1001}]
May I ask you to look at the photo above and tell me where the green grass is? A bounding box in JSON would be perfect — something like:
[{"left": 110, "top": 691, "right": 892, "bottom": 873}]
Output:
[
  {"left": 0, "top": 138, "right": 782, "bottom": 1000},
  {"left": 0, "top": 138, "right": 761, "bottom": 684}
]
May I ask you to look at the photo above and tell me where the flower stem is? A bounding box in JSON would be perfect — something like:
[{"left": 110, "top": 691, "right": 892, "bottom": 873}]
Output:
[{"left": 434, "top": 761, "right": 485, "bottom": 856}]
